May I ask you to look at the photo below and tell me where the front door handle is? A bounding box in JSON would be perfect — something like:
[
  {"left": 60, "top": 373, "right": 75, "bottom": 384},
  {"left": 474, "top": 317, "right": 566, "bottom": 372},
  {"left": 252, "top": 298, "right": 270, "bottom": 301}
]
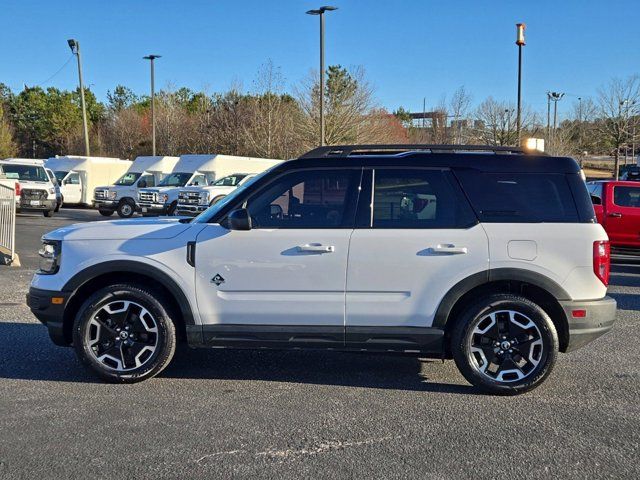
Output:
[
  {"left": 608, "top": 212, "right": 623, "bottom": 218},
  {"left": 431, "top": 244, "right": 468, "bottom": 254},
  {"left": 297, "top": 243, "right": 335, "bottom": 253}
]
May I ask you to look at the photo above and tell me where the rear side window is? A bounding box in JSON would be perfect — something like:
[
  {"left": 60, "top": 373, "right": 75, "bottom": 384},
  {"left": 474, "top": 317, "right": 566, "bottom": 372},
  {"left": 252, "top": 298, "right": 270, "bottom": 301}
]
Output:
[
  {"left": 371, "top": 169, "right": 476, "bottom": 228},
  {"left": 456, "top": 171, "right": 580, "bottom": 223},
  {"left": 613, "top": 186, "right": 640, "bottom": 208}
]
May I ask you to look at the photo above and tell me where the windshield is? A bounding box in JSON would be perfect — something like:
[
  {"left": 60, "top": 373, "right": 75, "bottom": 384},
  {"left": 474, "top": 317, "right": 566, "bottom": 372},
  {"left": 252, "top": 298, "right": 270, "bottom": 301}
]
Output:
[
  {"left": 211, "top": 174, "right": 248, "bottom": 187},
  {"left": 2, "top": 164, "right": 49, "bottom": 182},
  {"left": 54, "top": 171, "right": 69, "bottom": 184},
  {"left": 193, "top": 167, "right": 275, "bottom": 223},
  {"left": 158, "top": 172, "right": 192, "bottom": 187},
  {"left": 114, "top": 172, "right": 141, "bottom": 186}
]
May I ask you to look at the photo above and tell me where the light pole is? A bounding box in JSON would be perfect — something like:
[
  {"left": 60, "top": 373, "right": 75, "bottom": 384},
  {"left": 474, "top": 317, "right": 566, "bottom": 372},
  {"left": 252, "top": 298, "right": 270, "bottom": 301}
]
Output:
[
  {"left": 515, "top": 23, "right": 526, "bottom": 144},
  {"left": 546, "top": 92, "right": 552, "bottom": 140},
  {"left": 143, "top": 55, "right": 161, "bottom": 156},
  {"left": 550, "top": 91, "right": 564, "bottom": 132},
  {"left": 67, "top": 39, "right": 90, "bottom": 156},
  {"left": 306, "top": 6, "right": 337, "bottom": 147}
]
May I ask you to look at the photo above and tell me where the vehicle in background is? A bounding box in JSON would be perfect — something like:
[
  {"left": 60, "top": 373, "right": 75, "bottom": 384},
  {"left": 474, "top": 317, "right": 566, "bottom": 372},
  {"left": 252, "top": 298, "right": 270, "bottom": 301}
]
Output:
[
  {"left": 138, "top": 155, "right": 281, "bottom": 216},
  {"left": 45, "top": 156, "right": 131, "bottom": 207},
  {"left": 588, "top": 180, "right": 640, "bottom": 256},
  {"left": 45, "top": 167, "right": 62, "bottom": 212},
  {"left": 0, "top": 159, "right": 57, "bottom": 217},
  {"left": 619, "top": 165, "right": 640, "bottom": 181},
  {"left": 93, "top": 156, "right": 179, "bottom": 218},
  {"left": 176, "top": 173, "right": 257, "bottom": 216}
]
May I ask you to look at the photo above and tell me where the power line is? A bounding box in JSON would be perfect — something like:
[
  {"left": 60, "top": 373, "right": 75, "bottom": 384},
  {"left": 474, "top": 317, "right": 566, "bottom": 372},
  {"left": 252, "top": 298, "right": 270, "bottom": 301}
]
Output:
[{"left": 34, "top": 54, "right": 74, "bottom": 87}]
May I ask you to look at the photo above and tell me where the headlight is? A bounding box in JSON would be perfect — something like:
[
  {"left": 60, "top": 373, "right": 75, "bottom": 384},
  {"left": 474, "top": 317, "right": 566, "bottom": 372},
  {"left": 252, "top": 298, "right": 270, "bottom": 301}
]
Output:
[
  {"left": 49, "top": 188, "right": 55, "bottom": 194},
  {"left": 161, "top": 193, "right": 169, "bottom": 203},
  {"left": 108, "top": 190, "right": 117, "bottom": 200},
  {"left": 38, "top": 239, "right": 61, "bottom": 274},
  {"left": 199, "top": 192, "right": 210, "bottom": 205}
]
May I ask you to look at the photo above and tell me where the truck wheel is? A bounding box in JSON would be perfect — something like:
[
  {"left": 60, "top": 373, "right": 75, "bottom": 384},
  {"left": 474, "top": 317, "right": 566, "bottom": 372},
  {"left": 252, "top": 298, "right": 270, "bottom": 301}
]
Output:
[
  {"left": 167, "top": 201, "right": 178, "bottom": 216},
  {"left": 43, "top": 209, "right": 53, "bottom": 217},
  {"left": 98, "top": 208, "right": 114, "bottom": 217},
  {"left": 72, "top": 283, "right": 176, "bottom": 383},
  {"left": 117, "top": 199, "right": 135, "bottom": 218},
  {"left": 451, "top": 294, "right": 558, "bottom": 395},
  {"left": 54, "top": 201, "right": 61, "bottom": 212}
]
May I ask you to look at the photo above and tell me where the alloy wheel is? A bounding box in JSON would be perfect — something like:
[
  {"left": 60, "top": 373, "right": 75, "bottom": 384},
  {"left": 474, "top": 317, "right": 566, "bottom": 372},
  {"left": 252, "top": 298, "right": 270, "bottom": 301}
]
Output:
[
  {"left": 467, "top": 310, "right": 544, "bottom": 383},
  {"left": 85, "top": 300, "right": 159, "bottom": 372}
]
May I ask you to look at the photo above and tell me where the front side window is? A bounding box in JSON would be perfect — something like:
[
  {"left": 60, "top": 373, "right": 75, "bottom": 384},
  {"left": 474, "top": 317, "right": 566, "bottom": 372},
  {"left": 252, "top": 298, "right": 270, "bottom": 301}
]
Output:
[
  {"left": 246, "top": 169, "right": 359, "bottom": 228},
  {"left": 372, "top": 169, "right": 475, "bottom": 228},
  {"left": 158, "top": 172, "right": 192, "bottom": 187},
  {"left": 189, "top": 174, "right": 206, "bottom": 186},
  {"left": 212, "top": 174, "right": 247, "bottom": 187},
  {"left": 65, "top": 172, "right": 81, "bottom": 185},
  {"left": 613, "top": 186, "right": 640, "bottom": 208}
]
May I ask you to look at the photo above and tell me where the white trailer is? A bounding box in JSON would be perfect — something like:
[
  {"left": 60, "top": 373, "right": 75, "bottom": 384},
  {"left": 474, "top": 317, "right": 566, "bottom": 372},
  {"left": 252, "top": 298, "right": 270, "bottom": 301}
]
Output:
[
  {"left": 138, "top": 154, "right": 282, "bottom": 215},
  {"left": 93, "top": 155, "right": 179, "bottom": 217},
  {"left": 45, "top": 156, "right": 131, "bottom": 206}
]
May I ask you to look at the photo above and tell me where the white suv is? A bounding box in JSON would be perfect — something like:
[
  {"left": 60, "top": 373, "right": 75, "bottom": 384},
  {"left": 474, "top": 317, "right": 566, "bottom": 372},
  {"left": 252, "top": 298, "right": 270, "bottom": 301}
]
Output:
[{"left": 27, "top": 145, "right": 616, "bottom": 394}]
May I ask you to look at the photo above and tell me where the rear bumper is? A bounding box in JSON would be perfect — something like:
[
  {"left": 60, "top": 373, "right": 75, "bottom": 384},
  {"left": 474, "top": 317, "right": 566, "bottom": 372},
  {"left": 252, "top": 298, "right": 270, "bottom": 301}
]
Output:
[
  {"left": 17, "top": 199, "right": 56, "bottom": 212},
  {"left": 26, "top": 287, "right": 69, "bottom": 346},
  {"left": 560, "top": 296, "right": 616, "bottom": 352}
]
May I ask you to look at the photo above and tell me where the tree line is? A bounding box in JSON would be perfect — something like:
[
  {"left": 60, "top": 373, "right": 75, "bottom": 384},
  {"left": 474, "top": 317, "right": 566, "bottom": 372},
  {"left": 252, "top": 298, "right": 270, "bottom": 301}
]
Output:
[{"left": 0, "top": 62, "right": 638, "bottom": 174}]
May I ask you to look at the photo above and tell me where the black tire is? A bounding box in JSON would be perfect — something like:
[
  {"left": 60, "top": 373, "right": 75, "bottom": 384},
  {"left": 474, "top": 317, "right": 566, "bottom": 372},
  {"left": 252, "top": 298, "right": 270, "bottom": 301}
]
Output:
[
  {"left": 54, "top": 201, "right": 61, "bottom": 212},
  {"left": 116, "top": 199, "right": 136, "bottom": 218},
  {"left": 98, "top": 208, "right": 115, "bottom": 217},
  {"left": 43, "top": 209, "right": 53, "bottom": 217},
  {"left": 72, "top": 283, "right": 176, "bottom": 383},
  {"left": 451, "top": 294, "right": 558, "bottom": 395}
]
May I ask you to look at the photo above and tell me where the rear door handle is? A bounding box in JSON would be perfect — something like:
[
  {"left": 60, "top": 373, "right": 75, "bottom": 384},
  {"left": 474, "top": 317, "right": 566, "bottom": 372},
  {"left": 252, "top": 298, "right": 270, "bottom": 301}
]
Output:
[
  {"left": 431, "top": 244, "right": 468, "bottom": 254},
  {"left": 608, "top": 212, "right": 623, "bottom": 218},
  {"left": 297, "top": 243, "right": 335, "bottom": 253}
]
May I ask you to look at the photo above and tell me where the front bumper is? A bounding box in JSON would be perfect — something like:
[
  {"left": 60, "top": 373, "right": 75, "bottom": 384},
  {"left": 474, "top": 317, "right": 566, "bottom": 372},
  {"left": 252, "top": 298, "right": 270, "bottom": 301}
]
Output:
[
  {"left": 26, "top": 286, "right": 70, "bottom": 346},
  {"left": 138, "top": 202, "right": 169, "bottom": 215},
  {"left": 560, "top": 296, "right": 616, "bottom": 352},
  {"left": 176, "top": 204, "right": 206, "bottom": 216},
  {"left": 18, "top": 199, "right": 56, "bottom": 212},
  {"left": 94, "top": 199, "right": 118, "bottom": 209}
]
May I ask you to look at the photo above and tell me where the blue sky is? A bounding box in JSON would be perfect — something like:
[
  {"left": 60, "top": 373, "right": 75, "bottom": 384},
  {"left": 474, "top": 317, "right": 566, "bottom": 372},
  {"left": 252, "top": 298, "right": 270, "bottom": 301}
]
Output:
[{"left": 2, "top": 0, "right": 638, "bottom": 118}]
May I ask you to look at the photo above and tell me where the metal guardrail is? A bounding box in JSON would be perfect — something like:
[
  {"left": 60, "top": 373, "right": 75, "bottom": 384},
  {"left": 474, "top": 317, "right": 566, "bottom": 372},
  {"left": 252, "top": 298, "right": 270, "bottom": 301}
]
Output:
[{"left": 0, "top": 183, "right": 16, "bottom": 264}]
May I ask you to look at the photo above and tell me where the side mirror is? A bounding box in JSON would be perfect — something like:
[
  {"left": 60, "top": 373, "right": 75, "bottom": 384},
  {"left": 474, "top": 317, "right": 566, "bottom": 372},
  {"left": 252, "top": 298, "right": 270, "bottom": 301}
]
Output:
[
  {"left": 590, "top": 194, "right": 602, "bottom": 205},
  {"left": 138, "top": 180, "right": 147, "bottom": 188},
  {"left": 227, "top": 208, "right": 252, "bottom": 231}
]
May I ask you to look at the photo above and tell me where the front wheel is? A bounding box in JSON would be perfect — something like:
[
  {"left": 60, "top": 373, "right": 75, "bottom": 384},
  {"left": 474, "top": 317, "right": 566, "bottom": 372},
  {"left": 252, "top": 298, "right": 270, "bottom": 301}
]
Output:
[
  {"left": 117, "top": 199, "right": 135, "bottom": 218},
  {"left": 43, "top": 209, "right": 53, "bottom": 217},
  {"left": 166, "top": 201, "right": 178, "bottom": 216},
  {"left": 451, "top": 294, "right": 558, "bottom": 395},
  {"left": 72, "top": 284, "right": 176, "bottom": 383},
  {"left": 98, "top": 208, "right": 115, "bottom": 217}
]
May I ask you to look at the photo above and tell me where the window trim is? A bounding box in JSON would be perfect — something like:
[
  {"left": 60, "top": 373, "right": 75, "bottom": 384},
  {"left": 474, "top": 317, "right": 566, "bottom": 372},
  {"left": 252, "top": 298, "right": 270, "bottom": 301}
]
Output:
[
  {"left": 357, "top": 166, "right": 478, "bottom": 230},
  {"left": 219, "top": 166, "right": 364, "bottom": 230}
]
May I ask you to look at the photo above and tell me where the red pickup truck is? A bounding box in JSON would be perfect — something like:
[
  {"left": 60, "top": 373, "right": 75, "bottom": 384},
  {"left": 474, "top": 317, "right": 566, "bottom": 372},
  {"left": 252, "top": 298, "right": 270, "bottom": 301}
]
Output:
[{"left": 587, "top": 180, "right": 640, "bottom": 254}]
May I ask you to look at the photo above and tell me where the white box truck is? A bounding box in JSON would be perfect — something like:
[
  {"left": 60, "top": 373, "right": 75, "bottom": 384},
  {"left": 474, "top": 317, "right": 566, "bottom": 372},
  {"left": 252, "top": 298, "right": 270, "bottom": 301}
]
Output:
[
  {"left": 93, "top": 155, "right": 179, "bottom": 217},
  {"left": 137, "top": 154, "right": 282, "bottom": 216},
  {"left": 45, "top": 156, "right": 131, "bottom": 207}
]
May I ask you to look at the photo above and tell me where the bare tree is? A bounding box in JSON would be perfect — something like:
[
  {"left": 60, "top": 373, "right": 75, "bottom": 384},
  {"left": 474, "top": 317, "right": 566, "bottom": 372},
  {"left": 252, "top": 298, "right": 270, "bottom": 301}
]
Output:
[
  {"left": 473, "top": 97, "right": 518, "bottom": 146},
  {"left": 597, "top": 75, "right": 640, "bottom": 178},
  {"left": 449, "top": 86, "right": 472, "bottom": 144}
]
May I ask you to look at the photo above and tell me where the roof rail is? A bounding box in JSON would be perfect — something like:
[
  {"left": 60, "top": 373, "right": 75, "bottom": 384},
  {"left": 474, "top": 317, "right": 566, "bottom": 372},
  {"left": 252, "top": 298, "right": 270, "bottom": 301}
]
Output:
[{"left": 298, "top": 144, "right": 531, "bottom": 159}]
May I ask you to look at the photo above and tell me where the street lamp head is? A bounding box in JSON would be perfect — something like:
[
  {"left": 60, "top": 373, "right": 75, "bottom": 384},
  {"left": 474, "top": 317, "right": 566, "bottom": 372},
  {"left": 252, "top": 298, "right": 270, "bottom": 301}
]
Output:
[
  {"left": 516, "top": 23, "right": 526, "bottom": 46},
  {"left": 306, "top": 6, "right": 338, "bottom": 15},
  {"left": 67, "top": 39, "right": 78, "bottom": 54},
  {"left": 143, "top": 55, "right": 161, "bottom": 60}
]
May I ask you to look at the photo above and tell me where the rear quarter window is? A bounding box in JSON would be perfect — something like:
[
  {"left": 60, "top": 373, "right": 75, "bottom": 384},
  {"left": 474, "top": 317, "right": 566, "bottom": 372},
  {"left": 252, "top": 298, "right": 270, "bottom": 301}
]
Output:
[{"left": 456, "top": 170, "right": 583, "bottom": 223}]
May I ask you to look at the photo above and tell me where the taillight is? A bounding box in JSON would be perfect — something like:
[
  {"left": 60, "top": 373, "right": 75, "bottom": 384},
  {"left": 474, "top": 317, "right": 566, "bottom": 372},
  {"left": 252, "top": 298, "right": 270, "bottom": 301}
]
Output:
[
  {"left": 593, "top": 240, "right": 610, "bottom": 286},
  {"left": 14, "top": 182, "right": 21, "bottom": 197}
]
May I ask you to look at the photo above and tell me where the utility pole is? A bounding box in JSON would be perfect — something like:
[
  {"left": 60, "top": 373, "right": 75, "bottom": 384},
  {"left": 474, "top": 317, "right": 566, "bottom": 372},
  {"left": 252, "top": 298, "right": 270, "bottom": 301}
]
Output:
[
  {"left": 515, "top": 23, "right": 526, "bottom": 144},
  {"left": 67, "top": 39, "right": 90, "bottom": 156},
  {"left": 307, "top": 6, "right": 337, "bottom": 147},
  {"left": 546, "top": 92, "right": 552, "bottom": 141},
  {"left": 143, "top": 55, "right": 161, "bottom": 155}
]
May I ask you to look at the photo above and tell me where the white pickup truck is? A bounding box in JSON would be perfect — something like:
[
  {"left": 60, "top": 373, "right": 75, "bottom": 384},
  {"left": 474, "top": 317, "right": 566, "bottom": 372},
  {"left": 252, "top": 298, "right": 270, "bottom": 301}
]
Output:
[
  {"left": 176, "top": 173, "right": 256, "bottom": 216},
  {"left": 0, "top": 159, "right": 57, "bottom": 217}
]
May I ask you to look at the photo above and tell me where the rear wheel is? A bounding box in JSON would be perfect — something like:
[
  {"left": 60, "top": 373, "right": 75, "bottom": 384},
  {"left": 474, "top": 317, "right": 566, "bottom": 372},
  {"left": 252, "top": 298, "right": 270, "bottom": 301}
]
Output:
[
  {"left": 98, "top": 208, "right": 115, "bottom": 217},
  {"left": 451, "top": 294, "right": 558, "bottom": 395},
  {"left": 117, "top": 199, "right": 135, "bottom": 218},
  {"left": 72, "top": 284, "right": 176, "bottom": 383}
]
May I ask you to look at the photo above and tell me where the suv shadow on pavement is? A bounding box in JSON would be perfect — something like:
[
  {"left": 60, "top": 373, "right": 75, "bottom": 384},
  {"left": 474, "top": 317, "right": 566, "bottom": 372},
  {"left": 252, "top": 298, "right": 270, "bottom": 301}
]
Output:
[{"left": 0, "top": 322, "right": 479, "bottom": 394}]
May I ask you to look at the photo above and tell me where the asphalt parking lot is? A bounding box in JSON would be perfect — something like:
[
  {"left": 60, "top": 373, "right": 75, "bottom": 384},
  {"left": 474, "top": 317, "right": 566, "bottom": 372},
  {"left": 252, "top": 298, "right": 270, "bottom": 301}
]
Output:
[{"left": 0, "top": 209, "right": 639, "bottom": 479}]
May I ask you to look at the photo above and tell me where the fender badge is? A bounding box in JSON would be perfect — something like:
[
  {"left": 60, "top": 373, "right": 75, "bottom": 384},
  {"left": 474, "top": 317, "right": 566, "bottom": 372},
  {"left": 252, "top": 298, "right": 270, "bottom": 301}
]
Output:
[{"left": 211, "top": 274, "right": 225, "bottom": 286}]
